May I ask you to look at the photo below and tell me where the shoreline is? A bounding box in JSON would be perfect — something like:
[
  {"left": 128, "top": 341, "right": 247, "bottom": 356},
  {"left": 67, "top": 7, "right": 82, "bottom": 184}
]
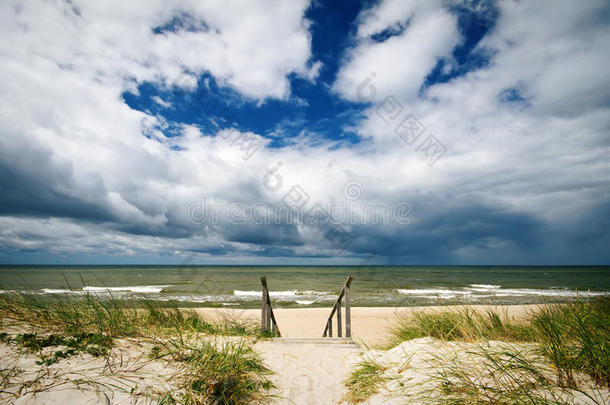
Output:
[{"left": 193, "top": 304, "right": 541, "bottom": 345}]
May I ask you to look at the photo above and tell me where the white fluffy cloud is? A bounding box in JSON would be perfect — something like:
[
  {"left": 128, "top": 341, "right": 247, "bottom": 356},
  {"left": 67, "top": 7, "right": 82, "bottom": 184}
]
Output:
[
  {"left": 2, "top": 0, "right": 316, "bottom": 100},
  {"left": 331, "top": 0, "right": 610, "bottom": 261},
  {"left": 0, "top": 0, "right": 609, "bottom": 263},
  {"left": 333, "top": 0, "right": 459, "bottom": 104}
]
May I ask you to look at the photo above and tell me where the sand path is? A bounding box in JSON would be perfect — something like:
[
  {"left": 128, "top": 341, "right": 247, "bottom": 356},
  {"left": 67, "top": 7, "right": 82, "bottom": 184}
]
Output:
[{"left": 255, "top": 339, "right": 362, "bottom": 405}]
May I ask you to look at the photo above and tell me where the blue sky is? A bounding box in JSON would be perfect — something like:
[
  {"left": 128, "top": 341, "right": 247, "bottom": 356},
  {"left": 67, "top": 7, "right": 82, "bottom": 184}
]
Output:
[{"left": 0, "top": 0, "right": 609, "bottom": 264}]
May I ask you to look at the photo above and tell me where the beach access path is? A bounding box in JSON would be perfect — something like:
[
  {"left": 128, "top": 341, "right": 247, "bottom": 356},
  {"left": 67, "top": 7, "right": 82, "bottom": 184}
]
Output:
[
  {"left": 255, "top": 338, "right": 361, "bottom": 404},
  {"left": 194, "top": 305, "right": 537, "bottom": 404}
]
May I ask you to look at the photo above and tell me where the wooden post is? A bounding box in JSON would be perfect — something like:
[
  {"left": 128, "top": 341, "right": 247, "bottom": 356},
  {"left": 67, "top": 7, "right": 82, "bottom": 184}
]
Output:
[
  {"left": 260, "top": 277, "right": 281, "bottom": 336},
  {"left": 261, "top": 278, "right": 268, "bottom": 331},
  {"left": 337, "top": 299, "right": 342, "bottom": 337},
  {"left": 345, "top": 281, "right": 351, "bottom": 338},
  {"left": 266, "top": 299, "right": 271, "bottom": 331},
  {"left": 321, "top": 275, "right": 354, "bottom": 338}
]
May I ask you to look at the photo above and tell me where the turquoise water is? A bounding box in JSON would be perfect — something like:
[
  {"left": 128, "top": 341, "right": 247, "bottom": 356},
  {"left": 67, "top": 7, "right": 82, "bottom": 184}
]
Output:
[{"left": 0, "top": 265, "right": 608, "bottom": 308}]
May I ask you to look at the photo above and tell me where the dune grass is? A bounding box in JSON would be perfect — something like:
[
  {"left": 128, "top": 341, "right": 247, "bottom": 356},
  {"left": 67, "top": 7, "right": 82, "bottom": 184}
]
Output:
[
  {"left": 0, "top": 291, "right": 276, "bottom": 404},
  {"left": 429, "top": 346, "right": 590, "bottom": 405},
  {"left": 387, "top": 298, "right": 609, "bottom": 388},
  {"left": 152, "top": 338, "right": 274, "bottom": 405},
  {"left": 530, "top": 298, "right": 610, "bottom": 389},
  {"left": 345, "top": 298, "right": 609, "bottom": 403},
  {"left": 344, "top": 359, "right": 388, "bottom": 404},
  {"left": 387, "top": 306, "right": 534, "bottom": 345},
  {"left": 0, "top": 291, "right": 266, "bottom": 338}
]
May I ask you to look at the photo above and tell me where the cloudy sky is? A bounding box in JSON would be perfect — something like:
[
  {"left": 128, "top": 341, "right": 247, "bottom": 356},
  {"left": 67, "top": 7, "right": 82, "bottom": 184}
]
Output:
[{"left": 1, "top": 0, "right": 609, "bottom": 265}]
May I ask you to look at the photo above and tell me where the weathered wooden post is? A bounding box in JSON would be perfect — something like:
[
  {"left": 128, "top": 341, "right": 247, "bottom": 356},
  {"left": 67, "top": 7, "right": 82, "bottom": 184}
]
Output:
[
  {"left": 261, "top": 276, "right": 268, "bottom": 332},
  {"left": 337, "top": 299, "right": 342, "bottom": 337},
  {"left": 345, "top": 281, "right": 351, "bottom": 338},
  {"left": 260, "top": 277, "right": 281, "bottom": 336},
  {"left": 322, "top": 274, "right": 354, "bottom": 338}
]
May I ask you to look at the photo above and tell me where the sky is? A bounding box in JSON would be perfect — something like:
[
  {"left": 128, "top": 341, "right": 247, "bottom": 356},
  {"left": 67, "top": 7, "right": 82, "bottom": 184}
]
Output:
[{"left": 0, "top": 0, "right": 609, "bottom": 265}]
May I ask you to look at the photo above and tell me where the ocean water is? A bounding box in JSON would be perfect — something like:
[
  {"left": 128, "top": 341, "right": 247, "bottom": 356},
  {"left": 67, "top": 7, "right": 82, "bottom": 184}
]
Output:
[{"left": 0, "top": 265, "right": 608, "bottom": 308}]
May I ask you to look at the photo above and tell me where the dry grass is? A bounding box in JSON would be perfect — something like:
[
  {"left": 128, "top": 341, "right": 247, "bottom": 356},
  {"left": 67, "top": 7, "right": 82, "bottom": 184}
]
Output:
[
  {"left": 0, "top": 291, "right": 276, "bottom": 404},
  {"left": 347, "top": 297, "right": 610, "bottom": 404}
]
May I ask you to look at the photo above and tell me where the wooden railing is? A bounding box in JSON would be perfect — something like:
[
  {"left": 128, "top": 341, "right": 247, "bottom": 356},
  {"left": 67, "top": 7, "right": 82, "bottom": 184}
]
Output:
[
  {"left": 323, "top": 275, "right": 354, "bottom": 338},
  {"left": 260, "top": 277, "right": 280, "bottom": 336}
]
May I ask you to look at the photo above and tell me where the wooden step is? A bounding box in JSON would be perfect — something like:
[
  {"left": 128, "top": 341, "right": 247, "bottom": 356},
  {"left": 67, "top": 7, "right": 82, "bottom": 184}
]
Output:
[{"left": 271, "top": 338, "right": 360, "bottom": 348}]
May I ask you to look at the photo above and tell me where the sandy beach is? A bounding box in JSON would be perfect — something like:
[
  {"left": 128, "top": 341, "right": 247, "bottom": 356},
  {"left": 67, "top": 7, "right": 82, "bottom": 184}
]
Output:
[
  {"left": 1, "top": 304, "right": 607, "bottom": 405},
  {"left": 195, "top": 304, "right": 539, "bottom": 345}
]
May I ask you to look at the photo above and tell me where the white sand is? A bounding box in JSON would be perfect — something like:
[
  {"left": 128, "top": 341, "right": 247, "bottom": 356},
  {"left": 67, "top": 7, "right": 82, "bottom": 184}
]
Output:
[
  {"left": 195, "top": 304, "right": 539, "bottom": 346},
  {"left": 354, "top": 337, "right": 609, "bottom": 405},
  {"left": 0, "top": 337, "right": 179, "bottom": 404},
  {"left": 256, "top": 339, "right": 361, "bottom": 404},
  {"left": 2, "top": 304, "right": 607, "bottom": 404}
]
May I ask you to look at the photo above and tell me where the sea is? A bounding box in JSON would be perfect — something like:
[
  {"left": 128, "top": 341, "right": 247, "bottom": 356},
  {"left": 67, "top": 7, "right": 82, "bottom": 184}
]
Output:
[{"left": 0, "top": 265, "right": 608, "bottom": 308}]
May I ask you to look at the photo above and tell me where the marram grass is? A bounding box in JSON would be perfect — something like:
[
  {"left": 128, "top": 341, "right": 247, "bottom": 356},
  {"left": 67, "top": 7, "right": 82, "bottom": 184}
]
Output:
[
  {"left": 0, "top": 291, "right": 276, "bottom": 404},
  {"left": 344, "top": 358, "right": 388, "bottom": 404},
  {"left": 0, "top": 291, "right": 267, "bottom": 338},
  {"left": 347, "top": 297, "right": 609, "bottom": 404}
]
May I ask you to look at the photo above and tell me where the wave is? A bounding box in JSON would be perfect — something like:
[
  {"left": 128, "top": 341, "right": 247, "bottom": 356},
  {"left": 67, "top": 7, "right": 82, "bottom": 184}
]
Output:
[
  {"left": 482, "top": 288, "right": 608, "bottom": 297},
  {"left": 397, "top": 286, "right": 609, "bottom": 298},
  {"left": 396, "top": 289, "right": 472, "bottom": 296},
  {"left": 469, "top": 284, "right": 501, "bottom": 289},
  {"left": 234, "top": 290, "right": 295, "bottom": 297},
  {"left": 41, "top": 288, "right": 80, "bottom": 294},
  {"left": 233, "top": 290, "right": 330, "bottom": 298},
  {"left": 41, "top": 285, "right": 171, "bottom": 294},
  {"left": 83, "top": 285, "right": 170, "bottom": 294}
]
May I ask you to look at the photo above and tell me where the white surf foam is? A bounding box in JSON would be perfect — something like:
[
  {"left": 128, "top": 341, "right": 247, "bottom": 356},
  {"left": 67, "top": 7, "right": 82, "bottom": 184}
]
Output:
[
  {"left": 234, "top": 290, "right": 297, "bottom": 297},
  {"left": 233, "top": 290, "right": 330, "bottom": 301},
  {"left": 469, "top": 284, "right": 501, "bottom": 289},
  {"left": 397, "top": 286, "right": 608, "bottom": 299},
  {"left": 485, "top": 288, "right": 608, "bottom": 297},
  {"left": 41, "top": 288, "right": 81, "bottom": 294},
  {"left": 42, "top": 285, "right": 170, "bottom": 294},
  {"left": 82, "top": 285, "right": 170, "bottom": 294},
  {"left": 397, "top": 289, "right": 472, "bottom": 296}
]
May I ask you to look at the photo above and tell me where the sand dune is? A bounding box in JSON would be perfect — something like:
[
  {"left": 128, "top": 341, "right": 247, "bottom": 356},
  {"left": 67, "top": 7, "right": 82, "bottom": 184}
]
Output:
[{"left": 2, "top": 304, "right": 605, "bottom": 404}]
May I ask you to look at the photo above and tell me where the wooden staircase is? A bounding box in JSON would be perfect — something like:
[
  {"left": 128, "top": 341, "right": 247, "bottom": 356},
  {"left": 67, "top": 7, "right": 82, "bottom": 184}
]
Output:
[
  {"left": 271, "top": 338, "right": 359, "bottom": 348},
  {"left": 260, "top": 275, "right": 356, "bottom": 344}
]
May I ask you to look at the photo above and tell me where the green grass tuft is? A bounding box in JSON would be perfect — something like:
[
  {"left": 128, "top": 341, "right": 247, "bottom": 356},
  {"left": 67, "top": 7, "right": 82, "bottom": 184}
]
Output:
[
  {"left": 155, "top": 338, "right": 274, "bottom": 404},
  {"left": 386, "top": 297, "right": 610, "bottom": 393},
  {"left": 0, "top": 291, "right": 264, "bottom": 339},
  {"left": 530, "top": 298, "right": 610, "bottom": 388},
  {"left": 11, "top": 332, "right": 113, "bottom": 366},
  {"left": 388, "top": 307, "right": 534, "bottom": 347},
  {"left": 0, "top": 291, "right": 275, "bottom": 403},
  {"left": 431, "top": 346, "right": 578, "bottom": 405},
  {"left": 344, "top": 359, "right": 388, "bottom": 404}
]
